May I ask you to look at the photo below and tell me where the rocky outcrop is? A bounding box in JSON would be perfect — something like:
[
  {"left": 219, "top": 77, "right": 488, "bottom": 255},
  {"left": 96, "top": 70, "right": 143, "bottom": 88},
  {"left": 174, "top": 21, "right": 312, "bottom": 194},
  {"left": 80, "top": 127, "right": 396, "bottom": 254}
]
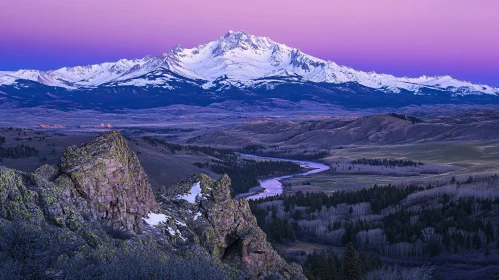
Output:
[
  {"left": 0, "top": 166, "right": 102, "bottom": 247},
  {"left": 0, "top": 131, "right": 157, "bottom": 236},
  {"left": 0, "top": 131, "right": 304, "bottom": 279},
  {"left": 60, "top": 131, "right": 158, "bottom": 233},
  {"left": 159, "top": 174, "right": 305, "bottom": 279}
]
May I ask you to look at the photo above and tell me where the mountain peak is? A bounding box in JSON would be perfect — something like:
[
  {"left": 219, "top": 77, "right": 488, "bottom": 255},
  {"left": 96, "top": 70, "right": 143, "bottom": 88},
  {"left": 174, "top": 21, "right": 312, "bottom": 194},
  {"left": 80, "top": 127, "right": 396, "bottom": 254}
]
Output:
[
  {"left": 211, "top": 30, "right": 275, "bottom": 56},
  {"left": 0, "top": 32, "right": 497, "bottom": 96},
  {"left": 173, "top": 44, "right": 184, "bottom": 53},
  {"left": 224, "top": 30, "right": 247, "bottom": 36}
]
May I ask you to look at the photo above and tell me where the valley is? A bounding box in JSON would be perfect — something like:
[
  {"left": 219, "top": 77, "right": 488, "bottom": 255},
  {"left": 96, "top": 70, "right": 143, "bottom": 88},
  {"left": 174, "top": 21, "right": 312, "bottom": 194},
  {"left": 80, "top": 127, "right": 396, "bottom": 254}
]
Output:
[{"left": 1, "top": 109, "right": 499, "bottom": 279}]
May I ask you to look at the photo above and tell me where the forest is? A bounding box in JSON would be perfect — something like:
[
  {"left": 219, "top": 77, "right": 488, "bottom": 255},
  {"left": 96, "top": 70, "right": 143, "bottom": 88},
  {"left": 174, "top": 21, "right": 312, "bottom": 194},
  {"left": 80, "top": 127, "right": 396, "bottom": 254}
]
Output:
[
  {"left": 250, "top": 175, "right": 499, "bottom": 279},
  {"left": 301, "top": 245, "right": 433, "bottom": 280},
  {"left": 301, "top": 243, "right": 382, "bottom": 280},
  {"left": 0, "top": 134, "right": 39, "bottom": 161}
]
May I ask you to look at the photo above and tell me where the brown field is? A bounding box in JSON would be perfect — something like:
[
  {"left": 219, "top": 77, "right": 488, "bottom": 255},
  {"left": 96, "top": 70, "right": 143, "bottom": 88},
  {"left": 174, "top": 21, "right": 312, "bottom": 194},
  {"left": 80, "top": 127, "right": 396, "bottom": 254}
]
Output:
[{"left": 282, "top": 141, "right": 499, "bottom": 193}]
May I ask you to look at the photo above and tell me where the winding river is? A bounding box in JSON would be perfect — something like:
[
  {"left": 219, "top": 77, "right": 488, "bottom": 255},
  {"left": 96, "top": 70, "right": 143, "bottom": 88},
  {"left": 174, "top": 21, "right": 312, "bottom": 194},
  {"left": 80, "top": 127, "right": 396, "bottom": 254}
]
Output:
[{"left": 236, "top": 153, "right": 330, "bottom": 200}]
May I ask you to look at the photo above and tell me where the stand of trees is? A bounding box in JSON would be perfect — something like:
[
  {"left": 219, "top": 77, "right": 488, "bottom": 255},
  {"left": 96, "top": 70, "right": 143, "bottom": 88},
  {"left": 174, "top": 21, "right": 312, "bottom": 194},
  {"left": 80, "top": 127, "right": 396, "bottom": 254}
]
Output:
[
  {"left": 0, "top": 134, "right": 39, "bottom": 160},
  {"left": 264, "top": 184, "right": 427, "bottom": 214},
  {"left": 302, "top": 243, "right": 381, "bottom": 280},
  {"left": 388, "top": 113, "right": 424, "bottom": 124},
  {"left": 330, "top": 160, "right": 454, "bottom": 177},
  {"left": 351, "top": 158, "right": 423, "bottom": 167},
  {"left": 241, "top": 145, "right": 329, "bottom": 161},
  {"left": 0, "top": 145, "right": 39, "bottom": 159},
  {"left": 209, "top": 159, "right": 301, "bottom": 195},
  {"left": 250, "top": 175, "right": 499, "bottom": 260}
]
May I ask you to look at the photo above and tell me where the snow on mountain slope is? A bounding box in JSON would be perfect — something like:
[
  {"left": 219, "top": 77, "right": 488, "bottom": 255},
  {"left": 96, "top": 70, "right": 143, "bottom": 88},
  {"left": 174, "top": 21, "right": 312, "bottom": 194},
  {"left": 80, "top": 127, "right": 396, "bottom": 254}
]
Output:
[
  {"left": 51, "top": 57, "right": 161, "bottom": 86},
  {"left": 0, "top": 31, "right": 497, "bottom": 96}
]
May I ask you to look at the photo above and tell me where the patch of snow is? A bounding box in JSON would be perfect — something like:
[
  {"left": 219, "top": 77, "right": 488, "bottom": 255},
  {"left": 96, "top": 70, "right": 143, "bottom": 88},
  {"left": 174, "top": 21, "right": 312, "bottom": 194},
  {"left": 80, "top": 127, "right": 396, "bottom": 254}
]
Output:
[
  {"left": 176, "top": 181, "right": 202, "bottom": 204},
  {"left": 193, "top": 212, "right": 202, "bottom": 221},
  {"left": 176, "top": 220, "right": 187, "bottom": 227},
  {"left": 46, "top": 92, "right": 58, "bottom": 99},
  {"left": 142, "top": 212, "right": 168, "bottom": 226},
  {"left": 167, "top": 227, "right": 176, "bottom": 235},
  {"left": 167, "top": 227, "right": 187, "bottom": 241}
]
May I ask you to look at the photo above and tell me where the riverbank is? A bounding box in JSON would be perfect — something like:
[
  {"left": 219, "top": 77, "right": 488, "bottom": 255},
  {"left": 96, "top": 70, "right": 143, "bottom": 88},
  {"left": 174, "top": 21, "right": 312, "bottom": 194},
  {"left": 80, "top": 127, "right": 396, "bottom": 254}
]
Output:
[{"left": 236, "top": 153, "right": 330, "bottom": 200}]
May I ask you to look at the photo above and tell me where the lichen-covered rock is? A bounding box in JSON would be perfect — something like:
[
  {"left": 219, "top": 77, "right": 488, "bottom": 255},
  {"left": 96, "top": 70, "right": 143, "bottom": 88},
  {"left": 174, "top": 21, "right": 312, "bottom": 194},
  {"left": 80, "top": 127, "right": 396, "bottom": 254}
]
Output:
[
  {"left": 0, "top": 166, "right": 103, "bottom": 248},
  {"left": 60, "top": 131, "right": 158, "bottom": 233},
  {"left": 0, "top": 167, "right": 44, "bottom": 222},
  {"left": 1, "top": 131, "right": 158, "bottom": 238},
  {"left": 160, "top": 174, "right": 305, "bottom": 279},
  {"left": 34, "top": 164, "right": 60, "bottom": 181}
]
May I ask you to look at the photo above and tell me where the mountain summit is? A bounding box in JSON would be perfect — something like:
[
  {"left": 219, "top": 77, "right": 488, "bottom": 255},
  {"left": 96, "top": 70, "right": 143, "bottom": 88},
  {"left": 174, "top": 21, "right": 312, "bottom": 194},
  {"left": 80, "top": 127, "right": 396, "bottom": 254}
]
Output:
[{"left": 0, "top": 31, "right": 497, "bottom": 97}]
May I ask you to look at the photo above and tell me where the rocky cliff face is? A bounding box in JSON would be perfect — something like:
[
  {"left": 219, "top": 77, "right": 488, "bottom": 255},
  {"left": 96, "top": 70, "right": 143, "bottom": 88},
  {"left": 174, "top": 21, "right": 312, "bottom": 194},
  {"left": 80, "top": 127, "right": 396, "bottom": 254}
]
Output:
[
  {"left": 0, "top": 131, "right": 159, "bottom": 249},
  {"left": 60, "top": 131, "right": 158, "bottom": 233},
  {"left": 0, "top": 131, "right": 304, "bottom": 279},
  {"left": 158, "top": 174, "right": 304, "bottom": 279}
]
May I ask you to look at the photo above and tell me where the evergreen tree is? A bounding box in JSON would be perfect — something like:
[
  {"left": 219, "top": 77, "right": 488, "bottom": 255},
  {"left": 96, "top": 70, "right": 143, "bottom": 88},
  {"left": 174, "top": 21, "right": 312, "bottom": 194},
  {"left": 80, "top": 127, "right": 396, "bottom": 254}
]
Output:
[{"left": 343, "top": 243, "right": 361, "bottom": 280}]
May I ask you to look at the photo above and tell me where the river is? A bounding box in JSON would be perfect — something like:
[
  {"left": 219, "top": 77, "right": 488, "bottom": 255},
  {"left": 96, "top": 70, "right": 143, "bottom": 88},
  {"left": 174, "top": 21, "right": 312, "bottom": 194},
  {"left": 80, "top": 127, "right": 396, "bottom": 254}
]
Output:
[{"left": 236, "top": 153, "right": 330, "bottom": 200}]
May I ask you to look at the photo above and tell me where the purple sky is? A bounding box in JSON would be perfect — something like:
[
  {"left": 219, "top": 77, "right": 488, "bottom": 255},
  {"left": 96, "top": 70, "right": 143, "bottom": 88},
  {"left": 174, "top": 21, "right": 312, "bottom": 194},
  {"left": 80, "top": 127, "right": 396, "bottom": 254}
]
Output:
[{"left": 1, "top": 0, "right": 498, "bottom": 86}]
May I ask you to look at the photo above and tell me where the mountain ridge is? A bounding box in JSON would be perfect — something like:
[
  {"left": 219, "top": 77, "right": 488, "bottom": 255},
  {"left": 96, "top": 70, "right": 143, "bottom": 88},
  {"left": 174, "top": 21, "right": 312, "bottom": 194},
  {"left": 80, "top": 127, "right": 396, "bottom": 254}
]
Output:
[{"left": 1, "top": 31, "right": 497, "bottom": 96}]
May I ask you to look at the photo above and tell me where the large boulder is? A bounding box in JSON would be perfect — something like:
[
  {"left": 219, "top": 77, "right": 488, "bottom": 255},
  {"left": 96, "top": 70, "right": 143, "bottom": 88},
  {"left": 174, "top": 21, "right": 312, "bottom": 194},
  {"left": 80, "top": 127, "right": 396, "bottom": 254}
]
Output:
[{"left": 60, "top": 131, "right": 158, "bottom": 233}]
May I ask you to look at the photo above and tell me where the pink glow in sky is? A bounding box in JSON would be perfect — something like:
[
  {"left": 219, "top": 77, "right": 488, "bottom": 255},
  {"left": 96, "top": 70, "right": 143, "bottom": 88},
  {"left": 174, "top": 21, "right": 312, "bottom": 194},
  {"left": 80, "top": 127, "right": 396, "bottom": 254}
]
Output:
[{"left": 1, "top": 0, "right": 498, "bottom": 85}]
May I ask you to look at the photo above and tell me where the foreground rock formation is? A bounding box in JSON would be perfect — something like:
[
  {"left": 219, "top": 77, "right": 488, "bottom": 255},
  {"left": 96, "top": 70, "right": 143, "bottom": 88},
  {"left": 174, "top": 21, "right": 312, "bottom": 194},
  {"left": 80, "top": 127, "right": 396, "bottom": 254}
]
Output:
[
  {"left": 158, "top": 174, "right": 304, "bottom": 278},
  {"left": 0, "top": 131, "right": 304, "bottom": 279},
  {"left": 60, "top": 131, "right": 158, "bottom": 233}
]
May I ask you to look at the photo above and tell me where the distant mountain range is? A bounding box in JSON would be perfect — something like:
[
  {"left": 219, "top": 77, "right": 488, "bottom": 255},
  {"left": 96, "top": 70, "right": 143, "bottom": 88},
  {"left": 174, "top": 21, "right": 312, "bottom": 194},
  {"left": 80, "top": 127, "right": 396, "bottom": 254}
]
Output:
[{"left": 1, "top": 31, "right": 498, "bottom": 110}]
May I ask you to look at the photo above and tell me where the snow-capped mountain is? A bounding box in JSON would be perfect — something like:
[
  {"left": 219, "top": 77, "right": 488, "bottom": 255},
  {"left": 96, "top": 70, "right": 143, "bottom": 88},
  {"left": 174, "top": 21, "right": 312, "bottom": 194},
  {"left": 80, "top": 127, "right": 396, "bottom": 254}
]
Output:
[{"left": 0, "top": 30, "right": 498, "bottom": 96}]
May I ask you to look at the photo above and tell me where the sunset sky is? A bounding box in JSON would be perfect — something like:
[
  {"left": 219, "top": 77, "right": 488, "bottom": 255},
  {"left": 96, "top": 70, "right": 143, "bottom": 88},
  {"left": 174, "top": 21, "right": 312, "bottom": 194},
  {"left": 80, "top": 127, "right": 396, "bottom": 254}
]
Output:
[{"left": 1, "top": 0, "right": 498, "bottom": 85}]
